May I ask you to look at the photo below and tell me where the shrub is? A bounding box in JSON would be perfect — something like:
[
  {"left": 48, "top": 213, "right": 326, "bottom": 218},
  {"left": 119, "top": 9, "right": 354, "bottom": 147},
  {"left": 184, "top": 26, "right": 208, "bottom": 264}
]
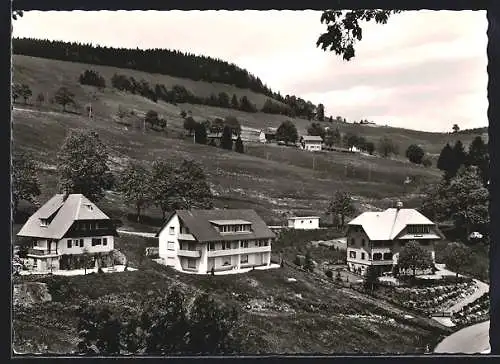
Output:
[{"left": 79, "top": 69, "right": 106, "bottom": 88}]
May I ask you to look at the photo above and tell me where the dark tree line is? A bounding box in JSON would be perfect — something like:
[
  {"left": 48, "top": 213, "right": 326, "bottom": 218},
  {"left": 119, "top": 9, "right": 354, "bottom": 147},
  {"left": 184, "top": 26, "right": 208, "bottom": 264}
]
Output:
[
  {"left": 13, "top": 38, "right": 325, "bottom": 120},
  {"left": 437, "top": 136, "right": 489, "bottom": 186}
]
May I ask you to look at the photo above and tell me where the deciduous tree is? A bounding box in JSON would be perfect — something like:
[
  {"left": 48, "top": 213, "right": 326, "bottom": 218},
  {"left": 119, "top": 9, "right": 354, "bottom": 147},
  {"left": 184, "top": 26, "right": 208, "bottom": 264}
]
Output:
[
  {"left": 119, "top": 162, "right": 152, "bottom": 222},
  {"left": 235, "top": 136, "right": 244, "bottom": 153},
  {"left": 378, "top": 136, "right": 398, "bottom": 158},
  {"left": 326, "top": 191, "right": 355, "bottom": 228},
  {"left": 57, "top": 131, "right": 112, "bottom": 201},
  {"left": 405, "top": 144, "right": 425, "bottom": 164},
  {"left": 442, "top": 242, "right": 473, "bottom": 278},
  {"left": 54, "top": 86, "right": 76, "bottom": 112},
  {"left": 398, "top": 241, "right": 433, "bottom": 277},
  {"left": 221, "top": 126, "right": 233, "bottom": 150},
  {"left": 183, "top": 116, "right": 197, "bottom": 136},
  {"left": 12, "top": 152, "right": 41, "bottom": 217},
  {"left": 276, "top": 120, "right": 298, "bottom": 145}
]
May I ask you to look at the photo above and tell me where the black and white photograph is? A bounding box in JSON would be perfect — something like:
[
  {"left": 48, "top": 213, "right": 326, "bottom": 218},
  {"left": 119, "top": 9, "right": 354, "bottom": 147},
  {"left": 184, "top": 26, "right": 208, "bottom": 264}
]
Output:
[{"left": 10, "top": 7, "right": 493, "bottom": 356}]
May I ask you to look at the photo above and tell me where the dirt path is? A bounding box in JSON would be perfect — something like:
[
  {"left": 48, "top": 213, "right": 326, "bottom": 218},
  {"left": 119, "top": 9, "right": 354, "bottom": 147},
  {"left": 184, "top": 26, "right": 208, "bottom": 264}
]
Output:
[{"left": 434, "top": 320, "right": 490, "bottom": 354}]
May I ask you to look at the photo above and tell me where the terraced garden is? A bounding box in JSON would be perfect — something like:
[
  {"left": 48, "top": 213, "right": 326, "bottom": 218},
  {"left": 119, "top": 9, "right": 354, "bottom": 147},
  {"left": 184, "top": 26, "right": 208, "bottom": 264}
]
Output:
[{"left": 451, "top": 292, "right": 490, "bottom": 327}]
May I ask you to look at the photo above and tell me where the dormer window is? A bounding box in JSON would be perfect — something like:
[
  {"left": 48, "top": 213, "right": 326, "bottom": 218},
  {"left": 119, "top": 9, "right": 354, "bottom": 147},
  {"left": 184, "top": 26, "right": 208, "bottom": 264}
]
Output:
[
  {"left": 85, "top": 204, "right": 93, "bottom": 211},
  {"left": 40, "top": 218, "right": 48, "bottom": 227}
]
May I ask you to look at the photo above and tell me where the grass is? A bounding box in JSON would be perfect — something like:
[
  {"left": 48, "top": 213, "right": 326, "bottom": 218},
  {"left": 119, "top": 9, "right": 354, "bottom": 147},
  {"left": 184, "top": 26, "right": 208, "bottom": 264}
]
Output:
[{"left": 12, "top": 56, "right": 450, "bottom": 229}]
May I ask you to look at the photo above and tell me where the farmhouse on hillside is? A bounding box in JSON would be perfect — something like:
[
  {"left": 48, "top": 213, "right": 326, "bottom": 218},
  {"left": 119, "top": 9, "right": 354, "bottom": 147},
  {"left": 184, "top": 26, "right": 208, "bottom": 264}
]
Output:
[
  {"left": 206, "top": 132, "right": 238, "bottom": 146},
  {"left": 300, "top": 135, "right": 323, "bottom": 151},
  {"left": 157, "top": 209, "right": 275, "bottom": 274},
  {"left": 259, "top": 127, "right": 278, "bottom": 143},
  {"left": 345, "top": 201, "right": 442, "bottom": 276},
  {"left": 16, "top": 194, "right": 118, "bottom": 272},
  {"left": 287, "top": 216, "right": 320, "bottom": 230}
]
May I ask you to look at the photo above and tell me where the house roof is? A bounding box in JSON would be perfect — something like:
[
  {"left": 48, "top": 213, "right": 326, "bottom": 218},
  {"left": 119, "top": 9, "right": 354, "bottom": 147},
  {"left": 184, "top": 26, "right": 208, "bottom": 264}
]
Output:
[
  {"left": 347, "top": 208, "right": 436, "bottom": 241},
  {"left": 158, "top": 209, "right": 276, "bottom": 242},
  {"left": 17, "top": 194, "right": 112, "bottom": 240},
  {"left": 288, "top": 216, "right": 320, "bottom": 220},
  {"left": 302, "top": 135, "right": 323, "bottom": 142}
]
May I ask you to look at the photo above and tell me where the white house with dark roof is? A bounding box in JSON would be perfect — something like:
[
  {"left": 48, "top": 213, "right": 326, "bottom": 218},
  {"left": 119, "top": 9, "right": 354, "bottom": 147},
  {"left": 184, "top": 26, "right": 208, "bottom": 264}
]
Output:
[
  {"left": 346, "top": 201, "right": 442, "bottom": 276},
  {"left": 156, "top": 209, "right": 275, "bottom": 274},
  {"left": 287, "top": 216, "right": 320, "bottom": 230},
  {"left": 17, "top": 194, "right": 118, "bottom": 272},
  {"left": 300, "top": 135, "right": 323, "bottom": 151}
]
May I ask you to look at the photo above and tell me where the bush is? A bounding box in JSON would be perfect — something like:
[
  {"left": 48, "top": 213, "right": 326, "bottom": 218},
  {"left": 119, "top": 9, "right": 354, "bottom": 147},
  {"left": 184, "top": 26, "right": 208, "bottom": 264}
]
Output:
[
  {"left": 79, "top": 69, "right": 106, "bottom": 88},
  {"left": 325, "top": 270, "right": 333, "bottom": 279}
]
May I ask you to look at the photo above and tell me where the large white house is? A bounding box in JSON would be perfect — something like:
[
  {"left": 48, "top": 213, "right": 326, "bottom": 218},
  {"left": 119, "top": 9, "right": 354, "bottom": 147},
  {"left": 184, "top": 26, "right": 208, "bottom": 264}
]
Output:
[
  {"left": 157, "top": 209, "right": 275, "bottom": 274},
  {"left": 300, "top": 135, "right": 323, "bottom": 151},
  {"left": 16, "top": 194, "right": 118, "bottom": 272},
  {"left": 346, "top": 202, "right": 442, "bottom": 276},
  {"left": 287, "top": 216, "right": 320, "bottom": 230}
]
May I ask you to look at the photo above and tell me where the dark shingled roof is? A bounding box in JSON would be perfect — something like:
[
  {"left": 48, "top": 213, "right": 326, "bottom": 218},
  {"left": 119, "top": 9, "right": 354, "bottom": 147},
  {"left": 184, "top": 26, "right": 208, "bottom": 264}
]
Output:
[
  {"left": 17, "top": 194, "right": 113, "bottom": 239},
  {"left": 157, "top": 209, "right": 276, "bottom": 242}
]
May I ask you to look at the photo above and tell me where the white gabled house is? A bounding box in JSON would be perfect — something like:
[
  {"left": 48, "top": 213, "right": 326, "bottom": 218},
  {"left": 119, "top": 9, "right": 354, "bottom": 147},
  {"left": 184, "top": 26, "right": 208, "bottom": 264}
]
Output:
[
  {"left": 346, "top": 201, "right": 443, "bottom": 276},
  {"left": 300, "top": 135, "right": 323, "bottom": 151},
  {"left": 16, "top": 194, "right": 118, "bottom": 272},
  {"left": 157, "top": 209, "right": 276, "bottom": 274}
]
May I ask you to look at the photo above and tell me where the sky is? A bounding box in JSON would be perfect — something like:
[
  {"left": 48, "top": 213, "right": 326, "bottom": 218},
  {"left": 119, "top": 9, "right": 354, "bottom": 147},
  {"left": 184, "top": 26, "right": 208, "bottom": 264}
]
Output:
[{"left": 12, "top": 10, "right": 488, "bottom": 132}]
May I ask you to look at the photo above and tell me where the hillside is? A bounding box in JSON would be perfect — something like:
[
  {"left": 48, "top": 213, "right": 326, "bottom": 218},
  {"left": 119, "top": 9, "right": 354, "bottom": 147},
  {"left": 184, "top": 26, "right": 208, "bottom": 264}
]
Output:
[
  {"left": 12, "top": 235, "right": 452, "bottom": 354},
  {"left": 12, "top": 54, "right": 489, "bottom": 228}
]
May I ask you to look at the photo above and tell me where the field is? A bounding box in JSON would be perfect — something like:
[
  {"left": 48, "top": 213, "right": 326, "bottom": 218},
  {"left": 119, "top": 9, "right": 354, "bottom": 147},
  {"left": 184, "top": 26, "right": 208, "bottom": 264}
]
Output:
[{"left": 11, "top": 55, "right": 485, "bottom": 228}]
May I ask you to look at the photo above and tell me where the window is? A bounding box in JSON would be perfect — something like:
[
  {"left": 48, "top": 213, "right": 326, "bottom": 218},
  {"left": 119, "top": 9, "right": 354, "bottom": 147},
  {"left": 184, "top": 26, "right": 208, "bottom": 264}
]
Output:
[
  {"left": 349, "top": 251, "right": 356, "bottom": 259},
  {"left": 208, "top": 242, "right": 215, "bottom": 251},
  {"left": 67, "top": 240, "right": 72, "bottom": 248},
  {"left": 103, "top": 238, "right": 107, "bottom": 246},
  {"left": 187, "top": 259, "right": 196, "bottom": 269},
  {"left": 40, "top": 219, "right": 48, "bottom": 227},
  {"left": 350, "top": 238, "right": 355, "bottom": 246},
  {"left": 223, "top": 259, "right": 231, "bottom": 266},
  {"left": 373, "top": 253, "right": 382, "bottom": 261},
  {"left": 361, "top": 253, "right": 365, "bottom": 260},
  {"left": 222, "top": 242, "right": 231, "bottom": 250},
  {"left": 383, "top": 252, "right": 393, "bottom": 260},
  {"left": 169, "top": 226, "right": 175, "bottom": 235},
  {"left": 407, "top": 225, "right": 431, "bottom": 234},
  {"left": 240, "top": 241, "right": 249, "bottom": 248},
  {"left": 79, "top": 239, "right": 84, "bottom": 247},
  {"left": 33, "top": 241, "right": 38, "bottom": 247},
  {"left": 86, "top": 204, "right": 93, "bottom": 211},
  {"left": 167, "top": 242, "right": 175, "bottom": 251},
  {"left": 241, "top": 255, "right": 249, "bottom": 264},
  {"left": 301, "top": 220, "right": 304, "bottom": 224},
  {"left": 92, "top": 238, "right": 102, "bottom": 246},
  {"left": 310, "top": 220, "right": 312, "bottom": 223}
]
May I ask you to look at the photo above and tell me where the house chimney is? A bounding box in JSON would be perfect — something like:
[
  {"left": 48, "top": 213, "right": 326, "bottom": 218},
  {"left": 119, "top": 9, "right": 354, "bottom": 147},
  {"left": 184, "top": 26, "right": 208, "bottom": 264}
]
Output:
[{"left": 396, "top": 201, "right": 403, "bottom": 210}]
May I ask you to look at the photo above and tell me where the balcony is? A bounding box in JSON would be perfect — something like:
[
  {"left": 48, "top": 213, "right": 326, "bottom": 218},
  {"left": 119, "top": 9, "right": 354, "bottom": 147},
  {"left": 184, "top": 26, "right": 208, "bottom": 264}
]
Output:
[
  {"left": 177, "top": 249, "right": 201, "bottom": 258},
  {"left": 178, "top": 233, "right": 196, "bottom": 241},
  {"left": 207, "top": 245, "right": 271, "bottom": 258},
  {"left": 27, "top": 248, "right": 59, "bottom": 257}
]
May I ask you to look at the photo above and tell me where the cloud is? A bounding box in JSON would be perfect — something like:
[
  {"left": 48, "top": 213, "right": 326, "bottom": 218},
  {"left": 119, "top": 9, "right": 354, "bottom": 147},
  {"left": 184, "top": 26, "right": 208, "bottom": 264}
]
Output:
[{"left": 12, "top": 10, "right": 488, "bottom": 132}]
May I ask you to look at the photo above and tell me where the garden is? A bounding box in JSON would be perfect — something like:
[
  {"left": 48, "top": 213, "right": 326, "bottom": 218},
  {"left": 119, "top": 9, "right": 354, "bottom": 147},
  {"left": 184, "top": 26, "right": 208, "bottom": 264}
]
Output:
[
  {"left": 382, "top": 279, "right": 478, "bottom": 315},
  {"left": 451, "top": 292, "right": 489, "bottom": 327}
]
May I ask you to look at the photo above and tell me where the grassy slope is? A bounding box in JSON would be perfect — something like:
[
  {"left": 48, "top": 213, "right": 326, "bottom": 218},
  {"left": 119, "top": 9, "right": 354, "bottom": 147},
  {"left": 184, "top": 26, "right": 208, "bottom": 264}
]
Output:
[
  {"left": 12, "top": 55, "right": 473, "bottom": 228},
  {"left": 12, "top": 234, "right": 451, "bottom": 354}
]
